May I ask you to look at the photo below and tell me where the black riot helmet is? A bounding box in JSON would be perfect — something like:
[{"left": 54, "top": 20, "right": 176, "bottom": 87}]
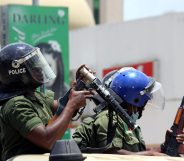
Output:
[{"left": 0, "top": 42, "right": 56, "bottom": 102}]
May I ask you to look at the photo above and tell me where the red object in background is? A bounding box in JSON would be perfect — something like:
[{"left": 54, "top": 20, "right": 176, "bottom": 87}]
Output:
[{"left": 103, "top": 60, "right": 158, "bottom": 77}]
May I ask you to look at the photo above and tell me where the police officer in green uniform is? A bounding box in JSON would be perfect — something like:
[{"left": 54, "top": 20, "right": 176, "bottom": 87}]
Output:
[
  {"left": 73, "top": 67, "right": 166, "bottom": 156},
  {"left": 0, "top": 43, "right": 91, "bottom": 161}
]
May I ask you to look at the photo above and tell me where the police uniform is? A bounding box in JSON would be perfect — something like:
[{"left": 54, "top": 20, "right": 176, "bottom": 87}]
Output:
[
  {"left": 0, "top": 90, "right": 54, "bottom": 161},
  {"left": 73, "top": 109, "right": 146, "bottom": 152}
]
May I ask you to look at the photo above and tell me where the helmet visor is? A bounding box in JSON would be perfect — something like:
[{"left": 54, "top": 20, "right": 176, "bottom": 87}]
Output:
[
  {"left": 146, "top": 81, "right": 165, "bottom": 110},
  {"left": 22, "top": 48, "right": 56, "bottom": 84}
]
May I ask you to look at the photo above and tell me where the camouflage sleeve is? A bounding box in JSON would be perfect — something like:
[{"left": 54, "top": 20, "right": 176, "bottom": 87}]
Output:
[
  {"left": 44, "top": 90, "right": 55, "bottom": 109},
  {"left": 72, "top": 117, "right": 94, "bottom": 149},
  {"left": 3, "top": 98, "right": 43, "bottom": 137}
]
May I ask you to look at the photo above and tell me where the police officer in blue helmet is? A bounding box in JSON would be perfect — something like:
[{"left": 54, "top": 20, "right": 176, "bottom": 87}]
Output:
[
  {"left": 110, "top": 67, "right": 165, "bottom": 122},
  {"left": 73, "top": 67, "right": 166, "bottom": 156},
  {"left": 0, "top": 43, "right": 92, "bottom": 161}
]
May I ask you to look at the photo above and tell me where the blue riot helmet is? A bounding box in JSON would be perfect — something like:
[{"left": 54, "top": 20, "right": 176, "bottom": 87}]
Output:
[
  {"left": 110, "top": 67, "right": 165, "bottom": 109},
  {"left": 0, "top": 42, "right": 56, "bottom": 101}
]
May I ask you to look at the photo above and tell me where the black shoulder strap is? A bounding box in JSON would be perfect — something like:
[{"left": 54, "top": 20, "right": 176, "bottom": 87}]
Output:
[
  {"left": 107, "top": 108, "right": 116, "bottom": 145},
  {"left": 93, "top": 96, "right": 117, "bottom": 146},
  {"left": 81, "top": 92, "right": 119, "bottom": 153}
]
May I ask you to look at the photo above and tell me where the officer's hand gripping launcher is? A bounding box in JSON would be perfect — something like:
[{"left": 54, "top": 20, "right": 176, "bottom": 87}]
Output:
[
  {"left": 48, "top": 74, "right": 88, "bottom": 124},
  {"left": 78, "top": 65, "right": 137, "bottom": 130}
]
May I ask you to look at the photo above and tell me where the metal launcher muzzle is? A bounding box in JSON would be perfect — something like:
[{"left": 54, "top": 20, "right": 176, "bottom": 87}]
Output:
[{"left": 77, "top": 65, "right": 96, "bottom": 84}]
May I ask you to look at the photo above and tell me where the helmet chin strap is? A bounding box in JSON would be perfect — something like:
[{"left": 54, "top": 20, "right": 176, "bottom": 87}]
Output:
[
  {"left": 130, "top": 105, "right": 139, "bottom": 122},
  {"left": 131, "top": 105, "right": 137, "bottom": 113}
]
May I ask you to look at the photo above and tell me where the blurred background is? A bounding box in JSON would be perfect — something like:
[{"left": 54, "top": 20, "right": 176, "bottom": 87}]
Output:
[{"left": 1, "top": 0, "right": 184, "bottom": 147}]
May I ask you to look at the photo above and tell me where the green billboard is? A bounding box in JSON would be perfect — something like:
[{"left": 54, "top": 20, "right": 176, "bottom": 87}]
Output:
[{"left": 1, "top": 4, "right": 69, "bottom": 99}]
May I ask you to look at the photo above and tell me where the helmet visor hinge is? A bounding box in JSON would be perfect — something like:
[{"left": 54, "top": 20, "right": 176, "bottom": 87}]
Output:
[
  {"left": 140, "top": 78, "right": 155, "bottom": 96},
  {"left": 12, "top": 48, "right": 37, "bottom": 69}
]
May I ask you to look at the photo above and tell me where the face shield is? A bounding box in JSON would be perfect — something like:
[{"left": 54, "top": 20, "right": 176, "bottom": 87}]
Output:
[
  {"left": 13, "top": 47, "right": 56, "bottom": 84},
  {"left": 140, "top": 78, "right": 165, "bottom": 110}
]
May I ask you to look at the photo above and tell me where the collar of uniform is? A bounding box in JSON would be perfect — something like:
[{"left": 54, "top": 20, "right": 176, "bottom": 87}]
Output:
[
  {"left": 25, "top": 91, "right": 45, "bottom": 105},
  {"left": 24, "top": 91, "right": 37, "bottom": 101}
]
